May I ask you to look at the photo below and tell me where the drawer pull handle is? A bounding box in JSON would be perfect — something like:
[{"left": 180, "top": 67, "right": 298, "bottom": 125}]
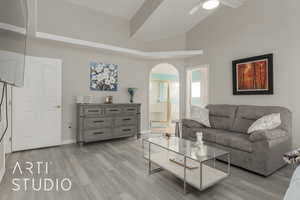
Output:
[
  {"left": 123, "top": 118, "right": 131, "bottom": 121},
  {"left": 88, "top": 110, "right": 99, "bottom": 112},
  {"left": 94, "top": 120, "right": 104, "bottom": 123},
  {"left": 122, "top": 129, "right": 131, "bottom": 132},
  {"left": 109, "top": 109, "right": 119, "bottom": 112},
  {"left": 127, "top": 109, "right": 135, "bottom": 111},
  {"left": 93, "top": 132, "right": 104, "bottom": 135}
]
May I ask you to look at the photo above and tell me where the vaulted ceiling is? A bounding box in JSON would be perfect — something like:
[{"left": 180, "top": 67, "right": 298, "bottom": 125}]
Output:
[
  {"left": 131, "top": 0, "right": 215, "bottom": 41},
  {"left": 64, "top": 0, "right": 145, "bottom": 20},
  {"left": 64, "top": 0, "right": 247, "bottom": 42}
]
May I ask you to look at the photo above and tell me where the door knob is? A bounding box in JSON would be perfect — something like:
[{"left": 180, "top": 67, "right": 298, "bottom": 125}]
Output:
[{"left": 56, "top": 105, "right": 61, "bottom": 109}]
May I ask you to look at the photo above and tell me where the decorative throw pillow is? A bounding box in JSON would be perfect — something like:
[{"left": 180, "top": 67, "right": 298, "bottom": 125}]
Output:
[
  {"left": 247, "top": 113, "right": 281, "bottom": 134},
  {"left": 190, "top": 106, "right": 211, "bottom": 128}
]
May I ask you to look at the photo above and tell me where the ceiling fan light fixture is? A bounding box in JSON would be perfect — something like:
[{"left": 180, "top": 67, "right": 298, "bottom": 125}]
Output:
[{"left": 202, "top": 0, "right": 220, "bottom": 10}]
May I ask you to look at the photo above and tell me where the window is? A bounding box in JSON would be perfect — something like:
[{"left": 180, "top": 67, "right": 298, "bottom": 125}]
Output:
[
  {"left": 191, "top": 81, "right": 201, "bottom": 106},
  {"left": 191, "top": 82, "right": 201, "bottom": 98},
  {"left": 191, "top": 70, "right": 201, "bottom": 106}
]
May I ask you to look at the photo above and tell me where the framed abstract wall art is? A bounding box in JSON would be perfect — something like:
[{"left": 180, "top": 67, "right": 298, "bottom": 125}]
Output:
[
  {"left": 90, "top": 62, "right": 118, "bottom": 91},
  {"left": 232, "top": 54, "right": 273, "bottom": 95}
]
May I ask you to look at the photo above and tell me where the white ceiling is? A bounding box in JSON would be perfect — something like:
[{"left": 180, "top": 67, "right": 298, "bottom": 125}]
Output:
[
  {"left": 64, "top": 0, "right": 145, "bottom": 20},
  {"left": 63, "top": 0, "right": 246, "bottom": 42},
  {"left": 132, "top": 0, "right": 217, "bottom": 41}
]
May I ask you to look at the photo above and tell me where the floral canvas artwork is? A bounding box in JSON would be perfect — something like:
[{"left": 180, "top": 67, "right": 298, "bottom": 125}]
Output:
[{"left": 90, "top": 62, "right": 118, "bottom": 91}]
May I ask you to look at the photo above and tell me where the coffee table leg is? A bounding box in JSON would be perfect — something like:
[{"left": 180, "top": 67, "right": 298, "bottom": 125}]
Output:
[
  {"left": 148, "top": 142, "right": 151, "bottom": 175},
  {"left": 200, "top": 162, "right": 202, "bottom": 190},
  {"left": 227, "top": 153, "right": 231, "bottom": 175},
  {"left": 184, "top": 156, "right": 187, "bottom": 194}
]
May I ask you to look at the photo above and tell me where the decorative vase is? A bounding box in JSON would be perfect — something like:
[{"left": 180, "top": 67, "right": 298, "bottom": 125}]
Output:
[
  {"left": 128, "top": 88, "right": 137, "bottom": 103},
  {"left": 196, "top": 132, "right": 203, "bottom": 146}
]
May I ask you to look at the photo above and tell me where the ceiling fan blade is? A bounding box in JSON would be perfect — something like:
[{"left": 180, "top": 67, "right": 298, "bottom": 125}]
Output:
[{"left": 220, "top": 0, "right": 246, "bottom": 8}]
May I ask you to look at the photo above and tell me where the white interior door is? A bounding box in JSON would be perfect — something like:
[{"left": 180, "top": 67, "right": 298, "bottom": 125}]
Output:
[{"left": 12, "top": 56, "right": 62, "bottom": 151}]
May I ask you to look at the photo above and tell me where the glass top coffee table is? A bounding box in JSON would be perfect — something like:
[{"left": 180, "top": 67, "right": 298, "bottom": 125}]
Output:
[{"left": 143, "top": 136, "right": 230, "bottom": 193}]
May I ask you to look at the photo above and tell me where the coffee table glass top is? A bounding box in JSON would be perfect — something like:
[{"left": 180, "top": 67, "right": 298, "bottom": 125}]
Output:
[{"left": 146, "top": 136, "right": 229, "bottom": 162}]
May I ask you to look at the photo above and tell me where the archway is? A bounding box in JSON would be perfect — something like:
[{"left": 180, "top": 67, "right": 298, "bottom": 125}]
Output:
[{"left": 149, "top": 63, "right": 180, "bottom": 134}]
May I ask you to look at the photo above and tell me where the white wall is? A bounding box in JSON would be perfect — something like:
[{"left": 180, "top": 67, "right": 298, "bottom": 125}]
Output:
[
  {"left": 37, "top": 0, "right": 135, "bottom": 48},
  {"left": 186, "top": 0, "right": 300, "bottom": 147},
  {"left": 28, "top": 0, "right": 186, "bottom": 143},
  {"left": 24, "top": 39, "right": 185, "bottom": 143},
  {"left": 26, "top": 39, "right": 147, "bottom": 142}
]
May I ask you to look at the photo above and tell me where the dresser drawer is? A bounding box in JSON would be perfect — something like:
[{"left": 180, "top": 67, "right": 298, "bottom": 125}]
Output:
[
  {"left": 84, "top": 117, "right": 112, "bottom": 129},
  {"left": 114, "top": 126, "right": 136, "bottom": 137},
  {"left": 123, "top": 107, "right": 138, "bottom": 114},
  {"left": 115, "top": 116, "right": 137, "bottom": 126},
  {"left": 84, "top": 108, "right": 103, "bottom": 116},
  {"left": 84, "top": 128, "right": 111, "bottom": 142},
  {"left": 105, "top": 107, "right": 122, "bottom": 115},
  {"left": 77, "top": 103, "right": 141, "bottom": 144}
]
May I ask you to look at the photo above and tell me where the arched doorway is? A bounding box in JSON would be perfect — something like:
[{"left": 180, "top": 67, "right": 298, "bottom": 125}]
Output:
[{"left": 149, "top": 63, "right": 180, "bottom": 134}]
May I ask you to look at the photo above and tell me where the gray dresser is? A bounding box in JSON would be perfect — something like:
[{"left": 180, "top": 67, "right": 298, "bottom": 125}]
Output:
[{"left": 77, "top": 103, "right": 141, "bottom": 144}]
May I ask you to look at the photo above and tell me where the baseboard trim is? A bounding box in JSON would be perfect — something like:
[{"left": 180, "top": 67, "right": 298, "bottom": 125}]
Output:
[
  {"left": 61, "top": 131, "right": 151, "bottom": 145},
  {"left": 141, "top": 130, "right": 151, "bottom": 134},
  {"left": 61, "top": 139, "right": 76, "bottom": 145}
]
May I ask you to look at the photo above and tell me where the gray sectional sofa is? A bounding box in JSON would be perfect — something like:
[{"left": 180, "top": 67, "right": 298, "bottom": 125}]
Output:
[{"left": 182, "top": 104, "right": 292, "bottom": 176}]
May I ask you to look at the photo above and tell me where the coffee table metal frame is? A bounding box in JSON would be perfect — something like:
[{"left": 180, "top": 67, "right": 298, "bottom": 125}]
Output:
[{"left": 143, "top": 137, "right": 231, "bottom": 194}]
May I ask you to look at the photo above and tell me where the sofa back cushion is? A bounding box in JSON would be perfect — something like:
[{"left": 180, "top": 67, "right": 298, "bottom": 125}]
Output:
[
  {"left": 206, "top": 105, "right": 238, "bottom": 130},
  {"left": 231, "top": 105, "right": 292, "bottom": 134}
]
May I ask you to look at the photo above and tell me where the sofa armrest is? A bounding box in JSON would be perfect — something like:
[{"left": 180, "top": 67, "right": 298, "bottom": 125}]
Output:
[
  {"left": 182, "top": 119, "right": 205, "bottom": 128},
  {"left": 249, "top": 129, "right": 288, "bottom": 142}
]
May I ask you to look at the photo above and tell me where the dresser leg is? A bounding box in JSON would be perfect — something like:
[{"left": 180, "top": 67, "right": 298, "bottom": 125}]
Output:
[{"left": 78, "top": 142, "right": 84, "bottom": 146}]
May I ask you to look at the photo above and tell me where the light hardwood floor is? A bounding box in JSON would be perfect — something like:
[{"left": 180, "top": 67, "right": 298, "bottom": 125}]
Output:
[{"left": 0, "top": 138, "right": 293, "bottom": 200}]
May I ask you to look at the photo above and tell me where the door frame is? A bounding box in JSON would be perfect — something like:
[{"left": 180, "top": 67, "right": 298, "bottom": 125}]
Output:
[
  {"left": 148, "top": 63, "right": 180, "bottom": 130},
  {"left": 185, "top": 65, "right": 210, "bottom": 118}
]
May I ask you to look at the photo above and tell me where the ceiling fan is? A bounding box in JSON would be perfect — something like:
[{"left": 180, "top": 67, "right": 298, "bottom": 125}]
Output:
[{"left": 189, "top": 0, "right": 245, "bottom": 15}]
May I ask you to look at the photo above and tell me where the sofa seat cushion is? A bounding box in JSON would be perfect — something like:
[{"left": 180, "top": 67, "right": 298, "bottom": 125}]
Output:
[
  {"left": 201, "top": 128, "right": 226, "bottom": 143},
  {"left": 216, "top": 132, "right": 253, "bottom": 153},
  {"left": 201, "top": 128, "right": 253, "bottom": 153}
]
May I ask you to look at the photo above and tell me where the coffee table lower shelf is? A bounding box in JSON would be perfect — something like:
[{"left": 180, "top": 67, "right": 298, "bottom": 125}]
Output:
[{"left": 149, "top": 151, "right": 229, "bottom": 192}]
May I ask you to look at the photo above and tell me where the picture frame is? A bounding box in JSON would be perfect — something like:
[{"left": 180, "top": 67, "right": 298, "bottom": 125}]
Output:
[
  {"left": 90, "top": 62, "right": 118, "bottom": 91},
  {"left": 232, "top": 54, "right": 273, "bottom": 95}
]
